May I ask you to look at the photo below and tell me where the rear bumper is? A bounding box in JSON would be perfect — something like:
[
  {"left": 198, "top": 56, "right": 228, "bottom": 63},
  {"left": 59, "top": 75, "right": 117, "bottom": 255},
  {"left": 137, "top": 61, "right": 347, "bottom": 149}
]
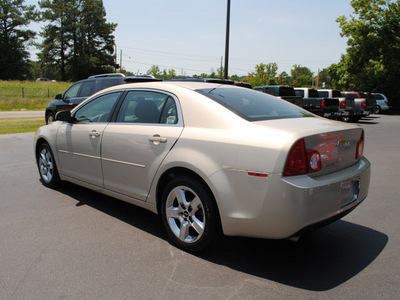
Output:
[{"left": 213, "top": 157, "right": 371, "bottom": 239}]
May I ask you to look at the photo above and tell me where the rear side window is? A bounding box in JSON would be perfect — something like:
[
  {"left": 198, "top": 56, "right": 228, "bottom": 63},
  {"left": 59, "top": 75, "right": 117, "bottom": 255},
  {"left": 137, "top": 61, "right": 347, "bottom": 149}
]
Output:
[
  {"left": 373, "top": 94, "right": 384, "bottom": 100},
  {"left": 196, "top": 87, "right": 314, "bottom": 121},
  {"left": 101, "top": 78, "right": 123, "bottom": 89},
  {"left": 295, "top": 90, "right": 304, "bottom": 97},
  {"left": 116, "top": 91, "right": 178, "bottom": 124}
]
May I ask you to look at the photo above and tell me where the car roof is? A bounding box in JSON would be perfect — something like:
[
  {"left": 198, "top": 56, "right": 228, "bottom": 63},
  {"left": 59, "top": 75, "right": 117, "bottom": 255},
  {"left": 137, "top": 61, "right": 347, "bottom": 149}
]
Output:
[{"left": 101, "top": 80, "right": 235, "bottom": 92}]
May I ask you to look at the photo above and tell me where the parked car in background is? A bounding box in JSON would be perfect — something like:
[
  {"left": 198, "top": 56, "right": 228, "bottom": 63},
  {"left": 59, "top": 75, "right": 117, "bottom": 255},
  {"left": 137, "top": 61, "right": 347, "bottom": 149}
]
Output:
[
  {"left": 45, "top": 74, "right": 160, "bottom": 124},
  {"left": 35, "top": 81, "right": 370, "bottom": 252},
  {"left": 360, "top": 92, "right": 378, "bottom": 115},
  {"left": 317, "top": 89, "right": 355, "bottom": 122},
  {"left": 45, "top": 74, "right": 126, "bottom": 124},
  {"left": 254, "top": 85, "right": 303, "bottom": 107},
  {"left": 294, "top": 88, "right": 339, "bottom": 118},
  {"left": 371, "top": 93, "right": 390, "bottom": 113},
  {"left": 341, "top": 91, "right": 370, "bottom": 122}
]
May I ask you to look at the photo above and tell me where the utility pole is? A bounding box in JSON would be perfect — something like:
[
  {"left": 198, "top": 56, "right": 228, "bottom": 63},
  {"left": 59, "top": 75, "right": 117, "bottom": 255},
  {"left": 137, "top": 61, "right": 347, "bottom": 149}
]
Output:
[
  {"left": 120, "top": 49, "right": 122, "bottom": 73},
  {"left": 224, "top": 0, "right": 230, "bottom": 79},
  {"left": 220, "top": 56, "right": 223, "bottom": 78}
]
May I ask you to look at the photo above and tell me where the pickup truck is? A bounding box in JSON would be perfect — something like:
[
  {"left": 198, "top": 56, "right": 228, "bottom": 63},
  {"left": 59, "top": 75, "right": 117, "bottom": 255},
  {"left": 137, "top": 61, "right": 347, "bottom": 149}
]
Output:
[
  {"left": 294, "top": 88, "right": 339, "bottom": 118},
  {"left": 317, "top": 89, "right": 355, "bottom": 122},
  {"left": 254, "top": 85, "right": 303, "bottom": 107},
  {"left": 341, "top": 91, "right": 372, "bottom": 122}
]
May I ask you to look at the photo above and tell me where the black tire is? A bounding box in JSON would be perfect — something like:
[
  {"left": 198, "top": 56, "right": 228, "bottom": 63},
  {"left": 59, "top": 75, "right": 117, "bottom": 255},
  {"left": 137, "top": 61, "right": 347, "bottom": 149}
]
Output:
[
  {"left": 160, "top": 176, "right": 221, "bottom": 252},
  {"left": 37, "top": 142, "right": 60, "bottom": 188},
  {"left": 46, "top": 111, "right": 55, "bottom": 124},
  {"left": 376, "top": 106, "right": 382, "bottom": 114}
]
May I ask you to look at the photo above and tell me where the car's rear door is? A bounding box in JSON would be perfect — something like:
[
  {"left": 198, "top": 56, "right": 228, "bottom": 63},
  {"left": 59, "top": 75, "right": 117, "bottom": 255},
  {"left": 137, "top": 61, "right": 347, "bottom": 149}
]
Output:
[
  {"left": 101, "top": 90, "right": 183, "bottom": 201},
  {"left": 56, "top": 91, "right": 123, "bottom": 186}
]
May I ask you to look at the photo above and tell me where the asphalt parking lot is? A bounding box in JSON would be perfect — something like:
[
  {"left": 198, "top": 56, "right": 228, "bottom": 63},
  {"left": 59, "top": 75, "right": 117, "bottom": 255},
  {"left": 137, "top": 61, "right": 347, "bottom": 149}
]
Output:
[{"left": 0, "top": 114, "right": 399, "bottom": 299}]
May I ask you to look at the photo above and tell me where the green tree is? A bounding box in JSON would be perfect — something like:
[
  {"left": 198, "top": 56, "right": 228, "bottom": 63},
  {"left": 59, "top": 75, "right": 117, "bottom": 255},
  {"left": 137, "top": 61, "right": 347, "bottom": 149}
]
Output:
[
  {"left": 290, "top": 64, "right": 314, "bottom": 87},
  {"left": 38, "top": 0, "right": 117, "bottom": 81},
  {"left": 0, "top": 0, "right": 38, "bottom": 80},
  {"left": 146, "top": 65, "right": 161, "bottom": 77},
  {"left": 247, "top": 62, "right": 278, "bottom": 86},
  {"left": 336, "top": 0, "right": 400, "bottom": 107}
]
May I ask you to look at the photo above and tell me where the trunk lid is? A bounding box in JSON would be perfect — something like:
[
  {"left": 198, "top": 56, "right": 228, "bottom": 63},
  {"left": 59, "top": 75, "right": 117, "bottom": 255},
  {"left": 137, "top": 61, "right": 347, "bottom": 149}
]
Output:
[{"left": 255, "top": 118, "right": 364, "bottom": 176}]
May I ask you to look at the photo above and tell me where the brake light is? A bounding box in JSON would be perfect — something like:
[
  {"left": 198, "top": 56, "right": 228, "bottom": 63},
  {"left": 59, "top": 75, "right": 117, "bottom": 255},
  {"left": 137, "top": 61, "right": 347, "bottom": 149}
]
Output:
[
  {"left": 384, "top": 100, "right": 388, "bottom": 105},
  {"left": 340, "top": 101, "right": 346, "bottom": 109},
  {"left": 321, "top": 99, "right": 325, "bottom": 110},
  {"left": 361, "top": 100, "right": 366, "bottom": 109},
  {"left": 356, "top": 130, "right": 364, "bottom": 159},
  {"left": 283, "top": 139, "right": 321, "bottom": 176}
]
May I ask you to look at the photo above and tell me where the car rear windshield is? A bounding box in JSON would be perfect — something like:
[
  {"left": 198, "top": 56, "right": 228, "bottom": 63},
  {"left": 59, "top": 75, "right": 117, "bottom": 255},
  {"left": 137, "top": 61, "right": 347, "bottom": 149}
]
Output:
[{"left": 195, "top": 87, "right": 314, "bottom": 121}]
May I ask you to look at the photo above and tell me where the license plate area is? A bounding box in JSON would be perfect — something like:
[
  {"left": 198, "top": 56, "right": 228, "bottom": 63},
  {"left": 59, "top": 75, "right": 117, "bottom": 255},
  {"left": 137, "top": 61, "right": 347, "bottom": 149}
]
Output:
[{"left": 341, "top": 179, "right": 360, "bottom": 207}]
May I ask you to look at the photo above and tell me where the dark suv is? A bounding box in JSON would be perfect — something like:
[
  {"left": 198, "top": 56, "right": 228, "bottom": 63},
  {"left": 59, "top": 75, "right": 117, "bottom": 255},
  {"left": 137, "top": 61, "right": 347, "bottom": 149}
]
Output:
[
  {"left": 45, "top": 74, "right": 161, "bottom": 124},
  {"left": 45, "top": 74, "right": 126, "bottom": 124}
]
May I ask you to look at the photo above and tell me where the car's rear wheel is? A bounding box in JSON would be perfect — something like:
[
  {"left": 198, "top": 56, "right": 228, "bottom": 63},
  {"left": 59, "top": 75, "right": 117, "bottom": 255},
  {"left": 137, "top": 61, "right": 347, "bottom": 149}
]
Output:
[
  {"left": 160, "top": 176, "right": 221, "bottom": 252},
  {"left": 37, "top": 142, "right": 60, "bottom": 188}
]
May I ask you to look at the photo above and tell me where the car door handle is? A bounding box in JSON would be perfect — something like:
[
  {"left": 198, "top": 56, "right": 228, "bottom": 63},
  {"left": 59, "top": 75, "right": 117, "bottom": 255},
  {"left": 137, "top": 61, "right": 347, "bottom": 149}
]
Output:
[
  {"left": 149, "top": 135, "right": 167, "bottom": 144},
  {"left": 89, "top": 130, "right": 101, "bottom": 138}
]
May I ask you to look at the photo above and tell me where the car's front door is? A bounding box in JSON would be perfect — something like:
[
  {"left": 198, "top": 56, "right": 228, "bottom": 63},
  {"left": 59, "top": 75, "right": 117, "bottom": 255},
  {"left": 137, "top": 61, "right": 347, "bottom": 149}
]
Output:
[
  {"left": 56, "top": 91, "right": 123, "bottom": 186},
  {"left": 101, "top": 90, "right": 184, "bottom": 201}
]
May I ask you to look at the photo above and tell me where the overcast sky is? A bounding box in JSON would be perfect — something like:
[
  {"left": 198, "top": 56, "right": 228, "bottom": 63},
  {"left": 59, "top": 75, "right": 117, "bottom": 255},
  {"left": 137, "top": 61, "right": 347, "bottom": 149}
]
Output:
[{"left": 25, "top": 0, "right": 354, "bottom": 76}]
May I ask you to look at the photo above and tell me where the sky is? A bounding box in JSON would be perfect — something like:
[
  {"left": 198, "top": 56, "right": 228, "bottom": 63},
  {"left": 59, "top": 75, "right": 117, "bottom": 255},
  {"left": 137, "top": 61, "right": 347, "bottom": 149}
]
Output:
[{"left": 24, "top": 0, "right": 354, "bottom": 77}]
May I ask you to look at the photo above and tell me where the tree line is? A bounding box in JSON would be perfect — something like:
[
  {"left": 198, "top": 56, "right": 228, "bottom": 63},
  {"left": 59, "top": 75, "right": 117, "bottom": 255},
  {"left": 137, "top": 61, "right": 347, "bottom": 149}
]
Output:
[
  {"left": 0, "top": 0, "right": 117, "bottom": 82},
  {"left": 1, "top": 0, "right": 399, "bottom": 107}
]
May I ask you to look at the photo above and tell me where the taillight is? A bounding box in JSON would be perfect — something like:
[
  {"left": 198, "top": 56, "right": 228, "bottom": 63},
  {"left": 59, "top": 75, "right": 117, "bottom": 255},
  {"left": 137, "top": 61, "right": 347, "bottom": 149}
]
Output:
[
  {"left": 356, "top": 130, "right": 364, "bottom": 159},
  {"left": 283, "top": 139, "right": 321, "bottom": 176},
  {"left": 361, "top": 100, "right": 366, "bottom": 109},
  {"left": 321, "top": 99, "right": 325, "bottom": 110},
  {"left": 340, "top": 101, "right": 346, "bottom": 109},
  {"left": 384, "top": 100, "right": 388, "bottom": 105}
]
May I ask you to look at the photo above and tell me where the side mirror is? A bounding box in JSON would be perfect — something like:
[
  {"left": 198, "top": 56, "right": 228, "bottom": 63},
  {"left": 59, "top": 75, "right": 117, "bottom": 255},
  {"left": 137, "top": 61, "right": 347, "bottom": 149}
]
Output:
[
  {"left": 55, "top": 110, "right": 73, "bottom": 123},
  {"left": 55, "top": 94, "right": 62, "bottom": 100}
]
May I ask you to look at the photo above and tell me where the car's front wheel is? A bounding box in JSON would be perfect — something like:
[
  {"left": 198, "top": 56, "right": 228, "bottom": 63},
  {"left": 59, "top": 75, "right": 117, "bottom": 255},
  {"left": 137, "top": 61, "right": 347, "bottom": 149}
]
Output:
[
  {"left": 160, "top": 176, "right": 221, "bottom": 252},
  {"left": 37, "top": 142, "right": 60, "bottom": 188},
  {"left": 46, "top": 111, "right": 55, "bottom": 124}
]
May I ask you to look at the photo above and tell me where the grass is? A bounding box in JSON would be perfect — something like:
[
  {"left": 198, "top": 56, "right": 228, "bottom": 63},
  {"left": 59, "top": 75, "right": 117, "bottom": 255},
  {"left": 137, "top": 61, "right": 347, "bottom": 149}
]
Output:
[
  {"left": 0, "top": 80, "right": 71, "bottom": 111},
  {"left": 0, "top": 117, "right": 45, "bottom": 134}
]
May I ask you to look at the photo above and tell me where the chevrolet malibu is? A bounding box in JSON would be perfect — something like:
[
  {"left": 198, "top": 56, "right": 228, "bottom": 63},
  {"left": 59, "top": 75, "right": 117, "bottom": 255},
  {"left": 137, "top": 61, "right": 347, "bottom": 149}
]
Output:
[{"left": 34, "top": 81, "right": 371, "bottom": 252}]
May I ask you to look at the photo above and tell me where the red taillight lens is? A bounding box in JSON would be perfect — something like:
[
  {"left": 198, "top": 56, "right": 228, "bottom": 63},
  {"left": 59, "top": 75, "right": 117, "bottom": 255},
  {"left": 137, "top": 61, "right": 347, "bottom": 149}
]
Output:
[
  {"left": 321, "top": 99, "right": 325, "bottom": 110},
  {"left": 361, "top": 100, "right": 366, "bottom": 109},
  {"left": 283, "top": 139, "right": 321, "bottom": 176},
  {"left": 340, "top": 101, "right": 346, "bottom": 109},
  {"left": 356, "top": 130, "right": 364, "bottom": 159},
  {"left": 384, "top": 100, "right": 388, "bottom": 105}
]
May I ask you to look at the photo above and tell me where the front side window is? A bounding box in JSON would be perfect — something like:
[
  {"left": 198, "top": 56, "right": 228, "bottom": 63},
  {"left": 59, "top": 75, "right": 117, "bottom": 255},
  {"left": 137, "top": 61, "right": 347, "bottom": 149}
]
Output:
[
  {"left": 196, "top": 87, "right": 314, "bottom": 121},
  {"left": 74, "top": 92, "right": 122, "bottom": 123},
  {"left": 116, "top": 91, "right": 178, "bottom": 124},
  {"left": 64, "top": 83, "right": 82, "bottom": 100}
]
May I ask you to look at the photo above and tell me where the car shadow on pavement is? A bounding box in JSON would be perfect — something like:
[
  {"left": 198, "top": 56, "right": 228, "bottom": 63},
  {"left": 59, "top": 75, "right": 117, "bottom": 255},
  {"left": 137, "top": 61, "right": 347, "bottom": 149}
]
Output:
[
  {"left": 200, "top": 221, "right": 388, "bottom": 291},
  {"left": 55, "top": 182, "right": 387, "bottom": 292}
]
